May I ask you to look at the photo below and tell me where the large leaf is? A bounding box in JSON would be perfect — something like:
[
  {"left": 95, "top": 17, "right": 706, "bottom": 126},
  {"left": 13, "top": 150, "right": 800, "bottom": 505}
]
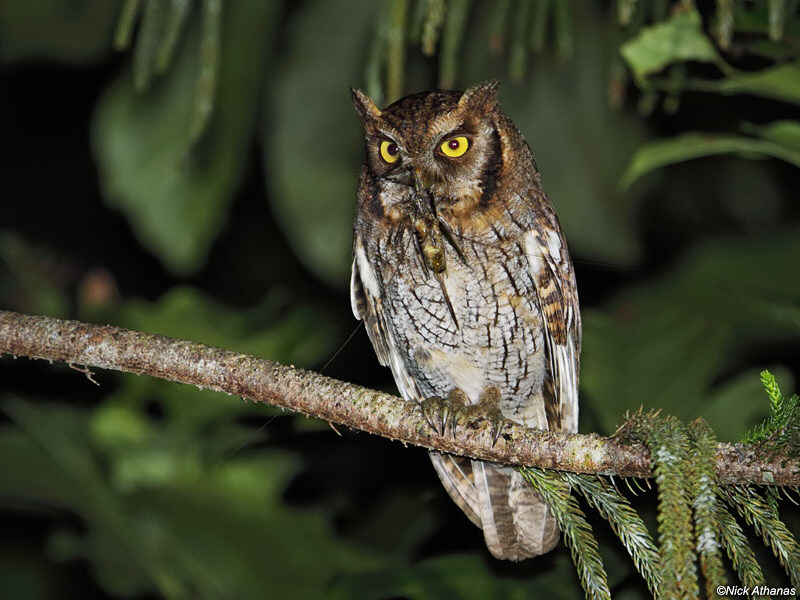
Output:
[
  {"left": 619, "top": 130, "right": 800, "bottom": 190},
  {"left": 747, "top": 119, "right": 800, "bottom": 151},
  {"left": 620, "top": 6, "right": 721, "bottom": 85},
  {"left": 87, "top": 286, "right": 336, "bottom": 493},
  {"left": 118, "top": 286, "right": 333, "bottom": 367},
  {"left": 425, "top": 0, "right": 650, "bottom": 266},
  {"left": 0, "top": 400, "right": 387, "bottom": 599},
  {"left": 713, "top": 64, "right": 800, "bottom": 106},
  {"left": 487, "top": 4, "right": 648, "bottom": 266},
  {"left": 266, "top": 0, "right": 378, "bottom": 287},
  {"left": 108, "top": 286, "right": 336, "bottom": 426},
  {"left": 93, "top": 3, "right": 279, "bottom": 274},
  {"left": 581, "top": 232, "right": 800, "bottom": 437}
]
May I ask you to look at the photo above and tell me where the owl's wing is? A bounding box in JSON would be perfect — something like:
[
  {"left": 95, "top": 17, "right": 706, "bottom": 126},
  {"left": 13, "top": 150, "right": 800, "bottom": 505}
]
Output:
[
  {"left": 351, "top": 238, "right": 421, "bottom": 401},
  {"left": 523, "top": 217, "right": 581, "bottom": 433}
]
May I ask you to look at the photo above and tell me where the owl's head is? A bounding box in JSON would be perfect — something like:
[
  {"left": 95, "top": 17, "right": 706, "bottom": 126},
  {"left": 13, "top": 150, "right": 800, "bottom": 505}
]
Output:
[{"left": 351, "top": 81, "right": 503, "bottom": 204}]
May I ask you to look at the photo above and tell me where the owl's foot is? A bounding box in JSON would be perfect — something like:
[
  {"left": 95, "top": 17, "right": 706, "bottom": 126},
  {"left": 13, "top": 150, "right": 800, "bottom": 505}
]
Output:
[
  {"left": 463, "top": 387, "right": 507, "bottom": 447},
  {"left": 419, "top": 388, "right": 470, "bottom": 437},
  {"left": 419, "top": 387, "right": 509, "bottom": 444}
]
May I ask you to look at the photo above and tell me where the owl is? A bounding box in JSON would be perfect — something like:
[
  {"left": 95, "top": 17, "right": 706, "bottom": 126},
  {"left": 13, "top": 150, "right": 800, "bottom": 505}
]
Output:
[{"left": 349, "top": 81, "right": 581, "bottom": 561}]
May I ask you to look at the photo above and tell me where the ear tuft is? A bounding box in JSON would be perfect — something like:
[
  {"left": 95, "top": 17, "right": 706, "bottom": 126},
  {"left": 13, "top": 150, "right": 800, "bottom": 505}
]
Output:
[
  {"left": 458, "top": 80, "right": 501, "bottom": 112},
  {"left": 350, "top": 88, "right": 382, "bottom": 122}
]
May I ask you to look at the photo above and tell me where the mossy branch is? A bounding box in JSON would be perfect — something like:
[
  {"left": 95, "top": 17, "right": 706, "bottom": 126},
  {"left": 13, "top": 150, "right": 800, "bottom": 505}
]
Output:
[{"left": 0, "top": 309, "right": 798, "bottom": 485}]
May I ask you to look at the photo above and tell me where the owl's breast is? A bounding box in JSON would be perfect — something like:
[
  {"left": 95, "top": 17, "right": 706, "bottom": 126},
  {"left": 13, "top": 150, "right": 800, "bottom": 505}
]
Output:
[{"left": 376, "top": 223, "right": 546, "bottom": 421}]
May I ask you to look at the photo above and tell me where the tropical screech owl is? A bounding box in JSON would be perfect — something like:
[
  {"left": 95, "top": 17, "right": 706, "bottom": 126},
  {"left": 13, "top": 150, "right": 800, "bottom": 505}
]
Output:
[{"left": 349, "top": 81, "right": 581, "bottom": 561}]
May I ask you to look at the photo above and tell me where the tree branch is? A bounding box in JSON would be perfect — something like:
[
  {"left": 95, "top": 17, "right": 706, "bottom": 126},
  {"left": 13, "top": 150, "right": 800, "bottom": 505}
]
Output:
[{"left": 0, "top": 309, "right": 796, "bottom": 485}]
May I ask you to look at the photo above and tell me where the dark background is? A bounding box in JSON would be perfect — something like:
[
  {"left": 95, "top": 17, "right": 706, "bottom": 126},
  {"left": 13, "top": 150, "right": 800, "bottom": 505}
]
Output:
[{"left": 0, "top": 1, "right": 798, "bottom": 598}]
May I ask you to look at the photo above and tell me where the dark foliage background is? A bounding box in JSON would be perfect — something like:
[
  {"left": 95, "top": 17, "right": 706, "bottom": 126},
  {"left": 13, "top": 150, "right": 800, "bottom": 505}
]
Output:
[{"left": 0, "top": 1, "right": 798, "bottom": 598}]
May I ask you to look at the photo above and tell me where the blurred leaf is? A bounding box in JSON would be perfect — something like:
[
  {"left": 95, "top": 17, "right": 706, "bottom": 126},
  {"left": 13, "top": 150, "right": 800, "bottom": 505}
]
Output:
[
  {"left": 141, "top": 454, "right": 388, "bottom": 599},
  {"left": 109, "top": 286, "right": 336, "bottom": 428},
  {"left": 113, "top": 0, "right": 141, "bottom": 50},
  {"left": 620, "top": 7, "right": 722, "bottom": 85},
  {"left": 713, "top": 63, "right": 800, "bottom": 106},
  {"left": 746, "top": 119, "right": 800, "bottom": 150},
  {"left": 438, "top": 0, "right": 471, "bottom": 89},
  {"left": 0, "top": 233, "right": 69, "bottom": 318},
  {"left": 155, "top": 0, "right": 192, "bottom": 72},
  {"left": 478, "top": 4, "right": 648, "bottom": 265},
  {"left": 188, "top": 0, "right": 222, "bottom": 143},
  {"left": 0, "top": 398, "right": 388, "bottom": 599},
  {"left": 131, "top": 0, "right": 167, "bottom": 92},
  {"left": 81, "top": 285, "right": 336, "bottom": 499},
  {"left": 619, "top": 131, "right": 800, "bottom": 190},
  {"left": 330, "top": 552, "right": 584, "bottom": 600},
  {"left": 93, "top": 2, "right": 279, "bottom": 275},
  {"left": 581, "top": 232, "right": 800, "bottom": 436},
  {"left": 90, "top": 400, "right": 209, "bottom": 493},
  {"left": 2, "top": 399, "right": 189, "bottom": 598},
  {"left": 120, "top": 286, "right": 333, "bottom": 366},
  {"left": 266, "top": 0, "right": 378, "bottom": 287},
  {"left": 0, "top": 0, "right": 118, "bottom": 64}
]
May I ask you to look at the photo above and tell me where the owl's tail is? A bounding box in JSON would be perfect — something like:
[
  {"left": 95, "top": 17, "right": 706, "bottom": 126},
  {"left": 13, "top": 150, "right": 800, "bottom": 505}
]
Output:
[{"left": 430, "top": 452, "right": 560, "bottom": 560}]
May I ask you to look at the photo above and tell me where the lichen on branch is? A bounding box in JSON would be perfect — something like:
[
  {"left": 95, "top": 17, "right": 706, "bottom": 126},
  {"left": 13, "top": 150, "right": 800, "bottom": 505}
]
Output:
[{"left": 0, "top": 309, "right": 797, "bottom": 485}]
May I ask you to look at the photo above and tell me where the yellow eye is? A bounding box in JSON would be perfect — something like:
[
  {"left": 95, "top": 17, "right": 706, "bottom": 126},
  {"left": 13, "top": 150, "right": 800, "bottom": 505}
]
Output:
[
  {"left": 380, "top": 140, "right": 400, "bottom": 163},
  {"left": 440, "top": 136, "right": 469, "bottom": 158}
]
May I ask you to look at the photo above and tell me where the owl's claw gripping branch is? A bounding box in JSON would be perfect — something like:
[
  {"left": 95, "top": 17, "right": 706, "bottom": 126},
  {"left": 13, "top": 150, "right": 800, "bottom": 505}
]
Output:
[
  {"left": 419, "top": 392, "right": 466, "bottom": 437},
  {"left": 0, "top": 310, "right": 797, "bottom": 487},
  {"left": 419, "top": 387, "right": 511, "bottom": 445}
]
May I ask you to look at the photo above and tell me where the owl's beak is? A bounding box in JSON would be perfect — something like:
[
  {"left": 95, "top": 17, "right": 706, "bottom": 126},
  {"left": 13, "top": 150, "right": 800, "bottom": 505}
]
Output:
[{"left": 410, "top": 166, "right": 425, "bottom": 195}]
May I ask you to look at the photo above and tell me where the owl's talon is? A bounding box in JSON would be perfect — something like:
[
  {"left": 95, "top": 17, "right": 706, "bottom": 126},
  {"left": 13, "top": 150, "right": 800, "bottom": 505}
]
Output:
[
  {"left": 419, "top": 396, "right": 451, "bottom": 436},
  {"left": 490, "top": 421, "right": 504, "bottom": 447},
  {"left": 419, "top": 398, "right": 444, "bottom": 435},
  {"left": 419, "top": 389, "right": 470, "bottom": 436},
  {"left": 438, "top": 403, "right": 451, "bottom": 436},
  {"left": 467, "top": 387, "right": 509, "bottom": 446}
]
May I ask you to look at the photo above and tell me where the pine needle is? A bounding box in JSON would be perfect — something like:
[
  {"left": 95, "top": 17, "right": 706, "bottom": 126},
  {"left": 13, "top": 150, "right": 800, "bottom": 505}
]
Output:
[
  {"left": 566, "top": 473, "right": 661, "bottom": 597},
  {"left": 521, "top": 468, "right": 611, "bottom": 600},
  {"left": 687, "top": 419, "right": 728, "bottom": 598},
  {"left": 620, "top": 412, "right": 699, "bottom": 599},
  {"left": 720, "top": 485, "right": 800, "bottom": 589},
  {"left": 714, "top": 503, "right": 768, "bottom": 591}
]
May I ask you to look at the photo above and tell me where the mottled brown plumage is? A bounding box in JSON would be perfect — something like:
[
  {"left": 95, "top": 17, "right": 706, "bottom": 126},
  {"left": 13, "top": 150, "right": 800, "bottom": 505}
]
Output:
[{"left": 350, "top": 81, "right": 581, "bottom": 560}]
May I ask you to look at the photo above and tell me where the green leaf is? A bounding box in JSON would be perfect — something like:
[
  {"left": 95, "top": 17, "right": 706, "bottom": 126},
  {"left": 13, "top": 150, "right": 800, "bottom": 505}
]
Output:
[
  {"left": 702, "top": 369, "right": 790, "bottom": 443},
  {"left": 619, "top": 132, "right": 800, "bottom": 190},
  {"left": 620, "top": 413, "right": 699, "bottom": 599},
  {"left": 0, "top": 399, "right": 389, "bottom": 599},
  {"left": 3, "top": 399, "right": 189, "bottom": 598},
  {"left": 110, "top": 286, "right": 336, "bottom": 429},
  {"left": 713, "top": 64, "right": 800, "bottom": 106},
  {"left": 745, "top": 119, "right": 800, "bottom": 151},
  {"left": 714, "top": 502, "right": 767, "bottom": 592},
  {"left": 687, "top": 419, "right": 727, "bottom": 599},
  {"left": 119, "top": 286, "right": 334, "bottom": 366},
  {"left": 266, "top": 0, "right": 378, "bottom": 287},
  {"left": 330, "top": 552, "right": 586, "bottom": 600},
  {"left": 482, "top": 4, "right": 649, "bottom": 266},
  {"left": 93, "top": 2, "right": 279, "bottom": 274},
  {"left": 581, "top": 232, "right": 800, "bottom": 436},
  {"left": 620, "top": 7, "right": 722, "bottom": 85}
]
